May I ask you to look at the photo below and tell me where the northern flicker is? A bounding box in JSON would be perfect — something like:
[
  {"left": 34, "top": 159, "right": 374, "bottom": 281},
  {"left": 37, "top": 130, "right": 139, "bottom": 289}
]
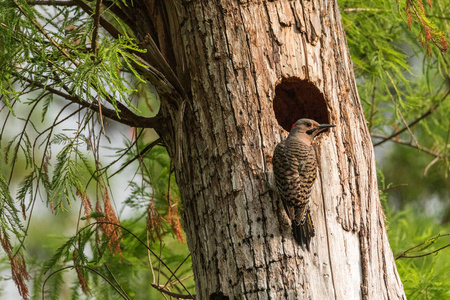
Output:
[{"left": 273, "top": 118, "right": 335, "bottom": 249}]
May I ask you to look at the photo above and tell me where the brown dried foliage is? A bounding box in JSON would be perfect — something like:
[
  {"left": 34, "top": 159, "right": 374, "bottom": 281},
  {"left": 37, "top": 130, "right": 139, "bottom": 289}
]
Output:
[
  {"left": 73, "top": 248, "right": 91, "bottom": 295},
  {"left": 21, "top": 202, "right": 26, "bottom": 220},
  {"left": 0, "top": 230, "right": 31, "bottom": 299},
  {"left": 75, "top": 266, "right": 91, "bottom": 295},
  {"left": 77, "top": 190, "right": 92, "bottom": 223},
  {"left": 418, "top": 0, "right": 425, "bottom": 13},
  {"left": 96, "top": 189, "right": 122, "bottom": 256},
  {"left": 146, "top": 201, "right": 164, "bottom": 242},
  {"left": 441, "top": 37, "right": 448, "bottom": 51},
  {"left": 167, "top": 194, "right": 185, "bottom": 243},
  {"left": 407, "top": 2, "right": 413, "bottom": 29},
  {"left": 407, "top": 12, "right": 412, "bottom": 29},
  {"left": 425, "top": 26, "right": 432, "bottom": 41},
  {"left": 10, "top": 253, "right": 30, "bottom": 299}
]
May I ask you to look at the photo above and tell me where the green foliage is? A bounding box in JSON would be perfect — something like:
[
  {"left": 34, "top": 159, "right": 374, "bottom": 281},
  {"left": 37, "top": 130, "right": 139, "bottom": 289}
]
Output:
[
  {"left": 387, "top": 207, "right": 450, "bottom": 299},
  {"left": 340, "top": 0, "right": 450, "bottom": 213},
  {"left": 0, "top": 0, "right": 190, "bottom": 298},
  {"left": 341, "top": 0, "right": 450, "bottom": 137},
  {"left": 49, "top": 134, "right": 93, "bottom": 211},
  {"left": 28, "top": 143, "right": 193, "bottom": 299},
  {"left": 380, "top": 139, "right": 450, "bottom": 213},
  {"left": 0, "top": 172, "right": 24, "bottom": 236},
  {"left": 341, "top": 1, "right": 450, "bottom": 298},
  {"left": 69, "top": 34, "right": 147, "bottom": 114},
  {"left": 0, "top": 0, "right": 145, "bottom": 117}
]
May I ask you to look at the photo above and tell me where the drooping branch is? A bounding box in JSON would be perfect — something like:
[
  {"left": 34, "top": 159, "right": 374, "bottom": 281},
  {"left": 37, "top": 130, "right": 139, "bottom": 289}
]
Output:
[
  {"left": 91, "top": 0, "right": 103, "bottom": 56},
  {"left": 371, "top": 134, "right": 445, "bottom": 158},
  {"left": 163, "top": 254, "right": 191, "bottom": 289},
  {"left": 87, "top": 221, "right": 195, "bottom": 298},
  {"left": 27, "top": 0, "right": 77, "bottom": 6},
  {"left": 42, "top": 265, "right": 130, "bottom": 300},
  {"left": 13, "top": 0, "right": 79, "bottom": 66},
  {"left": 102, "top": 0, "right": 136, "bottom": 33},
  {"left": 343, "top": 8, "right": 385, "bottom": 12},
  {"left": 373, "top": 90, "right": 450, "bottom": 147},
  {"left": 72, "top": 0, "right": 187, "bottom": 104},
  {"left": 396, "top": 234, "right": 450, "bottom": 260},
  {"left": 3, "top": 17, "right": 167, "bottom": 129},
  {"left": 17, "top": 74, "right": 162, "bottom": 129},
  {"left": 151, "top": 283, "right": 195, "bottom": 300},
  {"left": 83, "top": 265, "right": 131, "bottom": 299},
  {"left": 368, "top": 81, "right": 377, "bottom": 132},
  {"left": 107, "top": 138, "right": 163, "bottom": 179},
  {"left": 72, "top": 0, "right": 122, "bottom": 40},
  {"left": 11, "top": 0, "right": 186, "bottom": 135}
]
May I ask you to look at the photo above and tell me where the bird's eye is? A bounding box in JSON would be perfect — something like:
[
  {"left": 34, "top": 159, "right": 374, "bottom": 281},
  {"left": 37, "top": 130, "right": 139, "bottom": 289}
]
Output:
[{"left": 307, "top": 123, "right": 312, "bottom": 127}]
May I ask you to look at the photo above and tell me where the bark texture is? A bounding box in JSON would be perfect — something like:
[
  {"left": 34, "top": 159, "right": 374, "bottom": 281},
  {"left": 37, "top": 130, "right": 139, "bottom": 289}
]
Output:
[{"left": 131, "top": 0, "right": 406, "bottom": 299}]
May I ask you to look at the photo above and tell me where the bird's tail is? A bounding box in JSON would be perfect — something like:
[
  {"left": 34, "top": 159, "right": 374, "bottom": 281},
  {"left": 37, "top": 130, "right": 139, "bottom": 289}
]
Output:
[{"left": 292, "top": 211, "right": 315, "bottom": 250}]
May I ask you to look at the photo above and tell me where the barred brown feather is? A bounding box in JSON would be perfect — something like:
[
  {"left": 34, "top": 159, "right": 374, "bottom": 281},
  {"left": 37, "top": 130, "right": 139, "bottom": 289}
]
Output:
[{"left": 273, "top": 118, "right": 334, "bottom": 249}]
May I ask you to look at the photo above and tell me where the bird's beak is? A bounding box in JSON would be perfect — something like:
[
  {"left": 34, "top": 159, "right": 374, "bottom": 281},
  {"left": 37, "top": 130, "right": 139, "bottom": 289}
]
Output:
[
  {"left": 318, "top": 124, "right": 336, "bottom": 130},
  {"left": 306, "top": 124, "right": 335, "bottom": 135}
]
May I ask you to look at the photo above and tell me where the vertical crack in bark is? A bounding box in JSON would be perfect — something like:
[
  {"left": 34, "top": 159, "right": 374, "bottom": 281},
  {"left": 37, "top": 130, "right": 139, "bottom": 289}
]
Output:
[
  {"left": 224, "top": 204, "right": 243, "bottom": 294},
  {"left": 273, "top": 190, "right": 299, "bottom": 298},
  {"left": 299, "top": 0, "right": 311, "bottom": 80},
  {"left": 195, "top": 156, "right": 217, "bottom": 292},
  {"left": 317, "top": 148, "right": 338, "bottom": 300},
  {"left": 257, "top": 193, "right": 273, "bottom": 297},
  {"left": 240, "top": 183, "right": 257, "bottom": 300},
  {"left": 216, "top": 4, "right": 255, "bottom": 298},
  {"left": 236, "top": 4, "right": 272, "bottom": 298},
  {"left": 381, "top": 220, "right": 390, "bottom": 299},
  {"left": 359, "top": 225, "right": 369, "bottom": 300},
  {"left": 248, "top": 4, "right": 282, "bottom": 295}
]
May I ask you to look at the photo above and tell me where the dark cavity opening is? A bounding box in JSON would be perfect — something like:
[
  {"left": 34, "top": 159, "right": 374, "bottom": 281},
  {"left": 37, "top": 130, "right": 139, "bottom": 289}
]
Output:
[{"left": 273, "top": 78, "right": 329, "bottom": 131}]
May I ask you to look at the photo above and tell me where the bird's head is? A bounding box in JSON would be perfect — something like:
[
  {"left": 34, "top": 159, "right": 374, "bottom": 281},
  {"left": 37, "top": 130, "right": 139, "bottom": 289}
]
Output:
[{"left": 289, "top": 118, "right": 335, "bottom": 144}]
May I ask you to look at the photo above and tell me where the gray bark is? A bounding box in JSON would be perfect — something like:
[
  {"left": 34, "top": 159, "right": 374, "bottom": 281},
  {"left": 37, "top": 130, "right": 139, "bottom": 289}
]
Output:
[{"left": 131, "top": 0, "right": 406, "bottom": 299}]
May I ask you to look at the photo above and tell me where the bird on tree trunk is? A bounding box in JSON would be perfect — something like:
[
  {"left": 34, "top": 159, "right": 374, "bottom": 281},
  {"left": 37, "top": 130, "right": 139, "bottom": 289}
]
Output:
[{"left": 273, "top": 118, "right": 335, "bottom": 250}]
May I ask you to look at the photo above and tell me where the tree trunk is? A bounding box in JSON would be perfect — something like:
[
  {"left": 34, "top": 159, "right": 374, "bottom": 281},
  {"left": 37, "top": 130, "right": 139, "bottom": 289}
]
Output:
[{"left": 134, "top": 0, "right": 406, "bottom": 299}]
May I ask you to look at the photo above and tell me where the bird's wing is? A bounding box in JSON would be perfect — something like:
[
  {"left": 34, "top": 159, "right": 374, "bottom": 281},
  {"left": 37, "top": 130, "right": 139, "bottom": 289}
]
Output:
[
  {"left": 273, "top": 138, "right": 318, "bottom": 248},
  {"left": 286, "top": 140, "right": 317, "bottom": 224},
  {"left": 273, "top": 140, "right": 296, "bottom": 220}
]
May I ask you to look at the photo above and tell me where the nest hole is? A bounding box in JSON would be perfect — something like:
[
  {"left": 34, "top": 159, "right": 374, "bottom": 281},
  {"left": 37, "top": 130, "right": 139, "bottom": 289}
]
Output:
[{"left": 273, "top": 78, "right": 329, "bottom": 131}]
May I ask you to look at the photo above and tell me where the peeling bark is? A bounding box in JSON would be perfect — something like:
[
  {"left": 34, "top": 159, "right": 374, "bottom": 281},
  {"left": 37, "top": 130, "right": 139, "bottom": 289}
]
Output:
[{"left": 130, "top": 0, "right": 406, "bottom": 299}]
